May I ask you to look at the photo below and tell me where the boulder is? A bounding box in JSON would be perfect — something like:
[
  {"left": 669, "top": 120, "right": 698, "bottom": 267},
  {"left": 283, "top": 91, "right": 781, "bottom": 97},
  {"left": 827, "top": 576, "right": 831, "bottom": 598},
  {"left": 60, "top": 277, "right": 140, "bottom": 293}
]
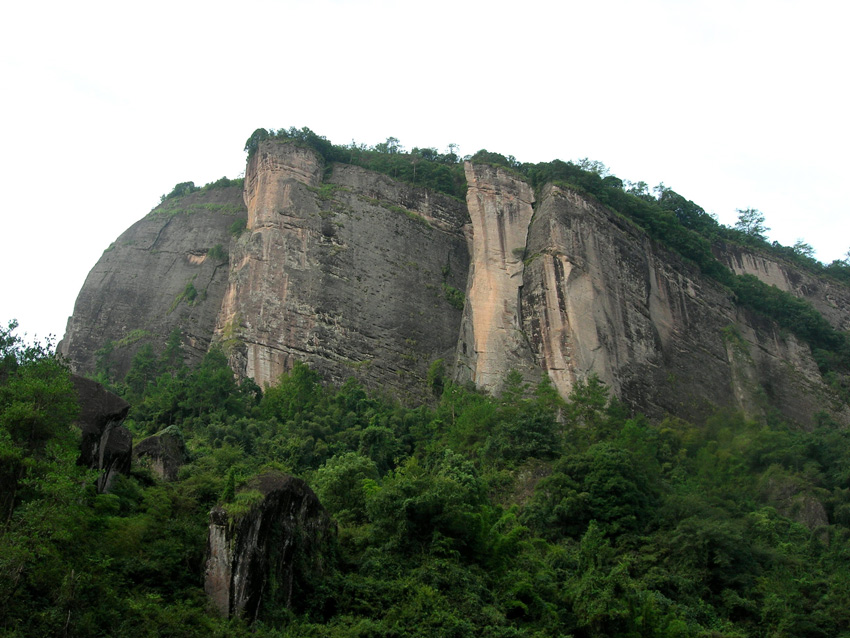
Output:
[
  {"left": 133, "top": 425, "right": 187, "bottom": 481},
  {"left": 71, "top": 374, "right": 132, "bottom": 493},
  {"left": 204, "top": 472, "right": 335, "bottom": 622}
]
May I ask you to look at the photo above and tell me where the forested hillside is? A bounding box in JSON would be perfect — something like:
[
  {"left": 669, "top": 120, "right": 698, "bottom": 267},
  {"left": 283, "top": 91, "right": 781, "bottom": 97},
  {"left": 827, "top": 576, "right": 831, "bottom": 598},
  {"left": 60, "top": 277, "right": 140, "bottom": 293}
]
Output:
[{"left": 3, "top": 319, "right": 850, "bottom": 637}]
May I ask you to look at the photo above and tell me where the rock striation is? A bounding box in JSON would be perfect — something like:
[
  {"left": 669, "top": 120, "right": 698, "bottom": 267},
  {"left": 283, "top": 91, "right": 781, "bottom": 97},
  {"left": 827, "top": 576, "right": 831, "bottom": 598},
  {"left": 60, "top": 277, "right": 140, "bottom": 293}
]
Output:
[
  {"left": 71, "top": 374, "right": 132, "bottom": 493},
  {"left": 58, "top": 185, "right": 245, "bottom": 378},
  {"left": 519, "top": 185, "right": 846, "bottom": 425},
  {"left": 59, "top": 140, "right": 850, "bottom": 426},
  {"left": 218, "top": 141, "right": 469, "bottom": 397},
  {"left": 204, "top": 472, "right": 335, "bottom": 621},
  {"left": 714, "top": 241, "right": 850, "bottom": 333},
  {"left": 455, "top": 163, "right": 538, "bottom": 393}
]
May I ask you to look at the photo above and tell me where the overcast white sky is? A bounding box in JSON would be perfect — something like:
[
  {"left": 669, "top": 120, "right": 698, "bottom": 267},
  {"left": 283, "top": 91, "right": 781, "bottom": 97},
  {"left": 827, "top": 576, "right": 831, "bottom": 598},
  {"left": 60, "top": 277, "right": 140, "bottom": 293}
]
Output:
[{"left": 2, "top": 0, "right": 848, "bottom": 343}]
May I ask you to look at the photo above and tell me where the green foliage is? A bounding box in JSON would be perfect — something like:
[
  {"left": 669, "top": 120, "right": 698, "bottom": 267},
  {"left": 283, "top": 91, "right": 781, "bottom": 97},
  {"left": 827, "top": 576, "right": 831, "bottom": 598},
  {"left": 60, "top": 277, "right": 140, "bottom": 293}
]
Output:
[
  {"left": 441, "top": 283, "right": 465, "bottom": 310},
  {"left": 734, "top": 207, "right": 770, "bottom": 241},
  {"left": 4, "top": 316, "right": 850, "bottom": 636},
  {"left": 161, "top": 181, "right": 200, "bottom": 201},
  {"left": 243, "top": 126, "right": 467, "bottom": 199},
  {"left": 207, "top": 243, "right": 227, "bottom": 262},
  {"left": 229, "top": 217, "right": 248, "bottom": 237}
]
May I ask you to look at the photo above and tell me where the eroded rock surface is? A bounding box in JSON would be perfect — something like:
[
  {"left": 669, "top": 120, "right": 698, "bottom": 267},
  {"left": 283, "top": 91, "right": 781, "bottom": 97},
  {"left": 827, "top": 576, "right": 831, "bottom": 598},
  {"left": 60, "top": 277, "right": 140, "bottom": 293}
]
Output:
[
  {"left": 58, "top": 144, "right": 850, "bottom": 426},
  {"left": 71, "top": 374, "right": 131, "bottom": 493},
  {"left": 204, "top": 472, "right": 334, "bottom": 622},
  {"left": 715, "top": 241, "right": 850, "bottom": 333},
  {"left": 520, "top": 185, "right": 847, "bottom": 425},
  {"left": 455, "top": 163, "right": 537, "bottom": 393},
  {"left": 219, "top": 142, "right": 469, "bottom": 399},
  {"left": 58, "top": 186, "right": 246, "bottom": 378}
]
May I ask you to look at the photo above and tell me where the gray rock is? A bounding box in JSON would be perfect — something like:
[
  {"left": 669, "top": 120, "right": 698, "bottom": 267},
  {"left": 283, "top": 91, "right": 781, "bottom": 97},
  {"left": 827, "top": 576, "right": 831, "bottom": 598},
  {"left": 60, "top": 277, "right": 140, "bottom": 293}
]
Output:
[
  {"left": 58, "top": 143, "right": 850, "bottom": 426},
  {"left": 204, "top": 472, "right": 334, "bottom": 622},
  {"left": 58, "top": 185, "right": 246, "bottom": 379},
  {"left": 71, "top": 374, "right": 131, "bottom": 493}
]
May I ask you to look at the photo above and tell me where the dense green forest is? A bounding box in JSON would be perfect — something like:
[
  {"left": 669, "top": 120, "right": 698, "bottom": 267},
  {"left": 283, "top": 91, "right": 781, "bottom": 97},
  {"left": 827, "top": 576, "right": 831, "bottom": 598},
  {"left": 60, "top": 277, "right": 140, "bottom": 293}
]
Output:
[{"left": 3, "top": 319, "right": 850, "bottom": 637}]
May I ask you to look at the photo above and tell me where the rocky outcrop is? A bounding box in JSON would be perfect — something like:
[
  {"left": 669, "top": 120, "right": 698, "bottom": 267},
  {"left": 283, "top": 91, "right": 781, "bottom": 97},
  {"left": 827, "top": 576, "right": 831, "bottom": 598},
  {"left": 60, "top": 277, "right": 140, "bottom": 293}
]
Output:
[
  {"left": 520, "top": 184, "right": 847, "bottom": 425},
  {"left": 58, "top": 140, "right": 850, "bottom": 426},
  {"left": 714, "top": 241, "right": 850, "bottom": 332},
  {"left": 219, "top": 141, "right": 469, "bottom": 398},
  {"left": 455, "top": 163, "right": 537, "bottom": 393},
  {"left": 759, "top": 468, "right": 829, "bottom": 532},
  {"left": 58, "top": 185, "right": 246, "bottom": 379},
  {"left": 133, "top": 425, "right": 187, "bottom": 481},
  {"left": 71, "top": 374, "right": 131, "bottom": 493},
  {"left": 204, "top": 472, "right": 334, "bottom": 622}
]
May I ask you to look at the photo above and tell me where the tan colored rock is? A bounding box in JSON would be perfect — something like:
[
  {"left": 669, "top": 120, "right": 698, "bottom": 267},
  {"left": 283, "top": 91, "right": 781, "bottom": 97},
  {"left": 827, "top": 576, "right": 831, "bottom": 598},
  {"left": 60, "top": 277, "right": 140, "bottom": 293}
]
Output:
[
  {"left": 521, "top": 184, "right": 848, "bottom": 426},
  {"left": 455, "top": 163, "right": 537, "bottom": 393},
  {"left": 716, "top": 242, "right": 850, "bottom": 332},
  {"left": 219, "top": 141, "right": 469, "bottom": 397}
]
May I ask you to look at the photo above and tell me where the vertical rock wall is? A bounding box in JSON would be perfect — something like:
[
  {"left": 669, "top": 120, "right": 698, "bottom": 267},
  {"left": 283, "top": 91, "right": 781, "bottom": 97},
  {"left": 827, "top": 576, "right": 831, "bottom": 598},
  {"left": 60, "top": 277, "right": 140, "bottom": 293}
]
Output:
[
  {"left": 455, "top": 163, "right": 537, "bottom": 393},
  {"left": 204, "top": 473, "right": 334, "bottom": 621},
  {"left": 58, "top": 146, "right": 849, "bottom": 426},
  {"left": 520, "top": 184, "right": 847, "bottom": 425},
  {"left": 220, "top": 141, "right": 469, "bottom": 397},
  {"left": 714, "top": 241, "right": 850, "bottom": 332}
]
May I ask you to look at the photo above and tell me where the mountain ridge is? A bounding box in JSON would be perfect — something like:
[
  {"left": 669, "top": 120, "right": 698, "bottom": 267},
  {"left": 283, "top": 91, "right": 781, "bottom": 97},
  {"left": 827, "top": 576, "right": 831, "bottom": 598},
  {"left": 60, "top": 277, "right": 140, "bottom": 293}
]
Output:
[{"left": 58, "top": 135, "right": 850, "bottom": 426}]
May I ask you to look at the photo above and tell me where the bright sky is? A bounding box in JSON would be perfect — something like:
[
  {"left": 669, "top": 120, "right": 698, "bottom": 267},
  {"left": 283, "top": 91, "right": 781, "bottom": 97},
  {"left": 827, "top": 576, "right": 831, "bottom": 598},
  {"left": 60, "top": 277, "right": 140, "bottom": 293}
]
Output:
[{"left": 2, "top": 0, "right": 848, "bottom": 343}]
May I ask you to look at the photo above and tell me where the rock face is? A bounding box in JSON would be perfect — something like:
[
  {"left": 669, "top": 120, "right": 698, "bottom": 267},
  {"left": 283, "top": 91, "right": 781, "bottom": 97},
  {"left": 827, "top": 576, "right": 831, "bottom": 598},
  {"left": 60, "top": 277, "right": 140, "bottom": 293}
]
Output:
[
  {"left": 58, "top": 185, "right": 246, "bottom": 379},
  {"left": 218, "top": 141, "right": 469, "bottom": 398},
  {"left": 204, "top": 472, "right": 334, "bottom": 621},
  {"left": 133, "top": 425, "right": 187, "bottom": 481},
  {"left": 71, "top": 374, "right": 131, "bottom": 493},
  {"left": 520, "top": 184, "right": 846, "bottom": 425},
  {"left": 714, "top": 241, "right": 850, "bottom": 332},
  {"left": 455, "top": 163, "right": 538, "bottom": 393},
  {"left": 59, "top": 140, "right": 850, "bottom": 426}
]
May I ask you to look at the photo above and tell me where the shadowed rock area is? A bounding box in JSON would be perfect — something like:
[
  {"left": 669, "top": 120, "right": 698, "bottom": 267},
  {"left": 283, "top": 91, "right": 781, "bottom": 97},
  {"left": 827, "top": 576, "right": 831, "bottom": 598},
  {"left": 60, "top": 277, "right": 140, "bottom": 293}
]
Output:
[
  {"left": 71, "top": 374, "right": 131, "bottom": 493},
  {"left": 133, "top": 425, "right": 187, "bottom": 481},
  {"left": 204, "top": 472, "right": 335, "bottom": 622}
]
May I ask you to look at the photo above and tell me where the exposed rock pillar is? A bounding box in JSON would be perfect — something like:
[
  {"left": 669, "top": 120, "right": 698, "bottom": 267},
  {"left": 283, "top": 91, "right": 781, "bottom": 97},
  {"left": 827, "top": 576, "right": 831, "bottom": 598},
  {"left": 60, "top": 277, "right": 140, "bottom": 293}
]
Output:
[
  {"left": 456, "top": 163, "right": 536, "bottom": 392},
  {"left": 204, "top": 473, "right": 334, "bottom": 622}
]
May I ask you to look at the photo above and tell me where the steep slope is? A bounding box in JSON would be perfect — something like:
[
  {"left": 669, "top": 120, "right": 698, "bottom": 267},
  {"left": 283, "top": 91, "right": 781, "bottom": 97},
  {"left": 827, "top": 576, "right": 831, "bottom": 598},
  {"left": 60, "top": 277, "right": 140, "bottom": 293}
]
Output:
[
  {"left": 58, "top": 186, "right": 245, "bottom": 377},
  {"left": 455, "top": 163, "right": 538, "bottom": 393},
  {"left": 59, "top": 138, "right": 850, "bottom": 426},
  {"left": 714, "top": 241, "right": 850, "bottom": 332},
  {"left": 218, "top": 141, "right": 469, "bottom": 397},
  {"left": 520, "top": 184, "right": 846, "bottom": 425}
]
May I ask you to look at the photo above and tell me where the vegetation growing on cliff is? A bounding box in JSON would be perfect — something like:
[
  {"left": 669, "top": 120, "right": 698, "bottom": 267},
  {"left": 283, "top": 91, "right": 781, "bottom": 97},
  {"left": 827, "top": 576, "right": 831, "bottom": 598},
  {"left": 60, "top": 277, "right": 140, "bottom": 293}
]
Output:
[
  {"left": 4, "top": 323, "right": 850, "bottom": 637},
  {"left": 245, "top": 127, "right": 467, "bottom": 200}
]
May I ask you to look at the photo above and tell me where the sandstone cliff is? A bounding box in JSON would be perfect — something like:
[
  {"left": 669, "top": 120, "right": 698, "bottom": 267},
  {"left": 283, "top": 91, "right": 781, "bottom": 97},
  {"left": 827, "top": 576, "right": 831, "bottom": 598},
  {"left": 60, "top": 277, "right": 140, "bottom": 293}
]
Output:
[
  {"left": 59, "top": 141, "right": 850, "bottom": 426},
  {"left": 59, "top": 186, "right": 245, "bottom": 377},
  {"left": 520, "top": 184, "right": 846, "bottom": 425},
  {"left": 218, "top": 141, "right": 469, "bottom": 398},
  {"left": 455, "top": 163, "right": 538, "bottom": 393},
  {"left": 714, "top": 241, "right": 850, "bottom": 332}
]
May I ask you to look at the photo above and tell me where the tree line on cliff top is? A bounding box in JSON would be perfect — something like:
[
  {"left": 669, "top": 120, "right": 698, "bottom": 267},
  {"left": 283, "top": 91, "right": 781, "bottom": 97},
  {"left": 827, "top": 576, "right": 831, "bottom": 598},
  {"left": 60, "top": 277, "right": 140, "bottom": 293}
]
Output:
[
  {"left": 4, "top": 318, "right": 850, "bottom": 636},
  {"left": 238, "top": 127, "right": 850, "bottom": 398},
  {"left": 244, "top": 126, "right": 849, "bottom": 279}
]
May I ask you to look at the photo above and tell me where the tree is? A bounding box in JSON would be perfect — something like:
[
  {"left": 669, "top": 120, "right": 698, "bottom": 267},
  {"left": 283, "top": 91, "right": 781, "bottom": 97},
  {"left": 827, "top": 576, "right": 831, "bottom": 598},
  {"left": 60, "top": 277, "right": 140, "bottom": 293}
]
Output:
[
  {"left": 243, "top": 127, "right": 271, "bottom": 156},
  {"left": 734, "top": 208, "right": 770, "bottom": 240},
  {"left": 792, "top": 239, "right": 816, "bottom": 259},
  {"left": 374, "top": 136, "right": 402, "bottom": 154}
]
